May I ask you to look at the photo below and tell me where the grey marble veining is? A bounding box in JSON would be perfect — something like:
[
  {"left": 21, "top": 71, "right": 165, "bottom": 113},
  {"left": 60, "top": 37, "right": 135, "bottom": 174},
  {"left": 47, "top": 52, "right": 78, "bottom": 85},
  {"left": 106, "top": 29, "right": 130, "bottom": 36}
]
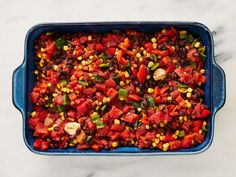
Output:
[{"left": 0, "top": 0, "right": 235, "bottom": 177}]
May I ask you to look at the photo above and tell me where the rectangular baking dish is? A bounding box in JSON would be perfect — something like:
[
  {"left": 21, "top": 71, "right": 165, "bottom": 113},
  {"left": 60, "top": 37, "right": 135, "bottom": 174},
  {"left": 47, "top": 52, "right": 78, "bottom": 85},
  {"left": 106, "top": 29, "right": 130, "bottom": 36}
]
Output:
[{"left": 12, "top": 22, "right": 226, "bottom": 155}]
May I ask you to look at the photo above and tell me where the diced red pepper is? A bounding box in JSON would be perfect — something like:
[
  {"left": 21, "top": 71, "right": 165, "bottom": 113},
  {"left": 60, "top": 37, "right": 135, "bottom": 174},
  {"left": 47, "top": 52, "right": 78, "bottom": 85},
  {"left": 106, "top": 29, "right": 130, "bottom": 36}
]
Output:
[
  {"left": 109, "top": 106, "right": 123, "bottom": 119},
  {"left": 123, "top": 112, "right": 139, "bottom": 124},
  {"left": 127, "top": 94, "right": 141, "bottom": 101},
  {"left": 106, "top": 88, "right": 117, "bottom": 101},
  {"left": 137, "top": 64, "right": 147, "bottom": 84}
]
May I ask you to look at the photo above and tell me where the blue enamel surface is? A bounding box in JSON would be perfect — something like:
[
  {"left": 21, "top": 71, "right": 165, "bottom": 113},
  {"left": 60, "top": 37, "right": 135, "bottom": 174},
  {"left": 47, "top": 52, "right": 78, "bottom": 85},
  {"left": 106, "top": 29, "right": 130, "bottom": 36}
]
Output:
[{"left": 12, "top": 22, "right": 226, "bottom": 155}]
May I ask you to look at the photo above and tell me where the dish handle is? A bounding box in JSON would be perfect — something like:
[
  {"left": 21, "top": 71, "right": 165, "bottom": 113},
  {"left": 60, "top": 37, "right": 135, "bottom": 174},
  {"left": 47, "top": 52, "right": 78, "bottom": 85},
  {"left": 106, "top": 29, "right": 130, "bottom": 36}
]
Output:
[
  {"left": 212, "top": 63, "right": 226, "bottom": 112},
  {"left": 12, "top": 63, "right": 26, "bottom": 115}
]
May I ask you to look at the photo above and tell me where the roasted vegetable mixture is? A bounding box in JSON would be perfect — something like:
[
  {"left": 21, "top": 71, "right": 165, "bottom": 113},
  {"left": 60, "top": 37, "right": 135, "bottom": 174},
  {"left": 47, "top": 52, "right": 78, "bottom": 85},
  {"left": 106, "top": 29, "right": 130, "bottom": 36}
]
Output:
[{"left": 29, "top": 28, "right": 210, "bottom": 151}]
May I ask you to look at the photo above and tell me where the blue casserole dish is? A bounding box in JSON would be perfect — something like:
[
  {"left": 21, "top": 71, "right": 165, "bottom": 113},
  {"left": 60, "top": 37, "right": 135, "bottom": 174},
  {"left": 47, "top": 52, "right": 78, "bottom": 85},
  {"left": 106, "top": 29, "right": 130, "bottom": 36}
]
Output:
[{"left": 12, "top": 22, "right": 225, "bottom": 155}]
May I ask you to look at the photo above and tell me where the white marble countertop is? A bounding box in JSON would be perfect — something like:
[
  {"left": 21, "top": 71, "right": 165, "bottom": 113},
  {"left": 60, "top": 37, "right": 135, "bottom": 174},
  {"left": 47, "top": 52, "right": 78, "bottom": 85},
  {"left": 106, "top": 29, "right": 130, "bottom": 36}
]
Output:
[{"left": 0, "top": 0, "right": 235, "bottom": 177}]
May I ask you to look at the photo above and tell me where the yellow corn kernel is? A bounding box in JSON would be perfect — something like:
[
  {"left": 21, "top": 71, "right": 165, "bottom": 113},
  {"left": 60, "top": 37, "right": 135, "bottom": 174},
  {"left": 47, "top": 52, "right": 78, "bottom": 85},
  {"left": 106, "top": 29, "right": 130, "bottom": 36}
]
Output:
[
  {"left": 48, "top": 126, "right": 54, "bottom": 131},
  {"left": 146, "top": 75, "right": 151, "bottom": 80},
  {"left": 160, "top": 123, "right": 165, "bottom": 127},
  {"left": 167, "top": 96, "right": 172, "bottom": 101},
  {"left": 184, "top": 116, "right": 188, "bottom": 121},
  {"left": 153, "top": 124, "right": 157, "bottom": 128},
  {"left": 175, "top": 130, "right": 180, "bottom": 136},
  {"left": 200, "top": 69, "right": 205, "bottom": 73},
  {"left": 140, "top": 47, "right": 144, "bottom": 51},
  {"left": 119, "top": 81, "right": 125, "bottom": 86},
  {"left": 185, "top": 100, "right": 191, "bottom": 108},
  {"left": 112, "top": 142, "right": 118, "bottom": 148},
  {"left": 199, "top": 130, "right": 203, "bottom": 134},
  {"left": 66, "top": 88, "right": 71, "bottom": 93},
  {"left": 153, "top": 43, "right": 157, "bottom": 49},
  {"left": 172, "top": 135, "right": 177, "bottom": 139},
  {"left": 44, "top": 96, "right": 49, "bottom": 100},
  {"left": 37, "top": 53, "right": 42, "bottom": 58},
  {"left": 148, "top": 61, "right": 154, "bottom": 68},
  {"left": 31, "top": 111, "right": 36, "bottom": 117},
  {"left": 77, "top": 56, "right": 83, "bottom": 61},
  {"left": 131, "top": 139, "right": 135, "bottom": 144},
  {"left": 163, "top": 143, "right": 169, "bottom": 151},
  {"left": 62, "top": 88, "right": 67, "bottom": 92},
  {"left": 194, "top": 42, "right": 200, "bottom": 48},
  {"left": 125, "top": 79, "right": 131, "bottom": 84},
  {"left": 156, "top": 134, "right": 161, "bottom": 138},
  {"left": 40, "top": 48, "right": 46, "bottom": 52},
  {"left": 124, "top": 71, "right": 130, "bottom": 78},
  {"left": 136, "top": 53, "right": 141, "bottom": 58},
  {"left": 42, "top": 53, "right": 47, "bottom": 59},
  {"left": 143, "top": 50, "right": 147, "bottom": 55},
  {"left": 186, "top": 92, "right": 192, "bottom": 98},
  {"left": 203, "top": 121, "right": 207, "bottom": 126},
  {"left": 114, "top": 119, "right": 120, "bottom": 124},
  {"left": 119, "top": 96, "right": 124, "bottom": 101},
  {"left": 187, "top": 87, "right": 193, "bottom": 93},
  {"left": 47, "top": 83, "right": 52, "bottom": 87},
  {"left": 137, "top": 107, "right": 142, "bottom": 112},
  {"left": 160, "top": 135, "right": 165, "bottom": 141},
  {"left": 139, "top": 57, "right": 143, "bottom": 63},
  {"left": 73, "top": 139, "right": 78, "bottom": 144},
  {"left": 163, "top": 119, "right": 168, "bottom": 124},
  {"left": 132, "top": 64, "right": 138, "bottom": 68},
  {"left": 145, "top": 125, "right": 150, "bottom": 129},
  {"left": 81, "top": 60, "right": 86, "bottom": 66},
  {"left": 151, "top": 37, "right": 157, "bottom": 43},
  {"left": 63, "top": 45, "right": 69, "bottom": 51},
  {"left": 136, "top": 87, "right": 141, "bottom": 93},
  {"left": 172, "top": 59, "right": 177, "bottom": 63},
  {"left": 69, "top": 118, "right": 74, "bottom": 121},
  {"left": 88, "top": 35, "right": 92, "bottom": 41},
  {"left": 41, "top": 74, "right": 45, "bottom": 78},
  {"left": 155, "top": 139, "right": 160, "bottom": 144},
  {"left": 162, "top": 29, "right": 166, "bottom": 33},
  {"left": 179, "top": 116, "right": 183, "bottom": 121},
  {"left": 152, "top": 142, "right": 157, "bottom": 147},
  {"left": 34, "top": 70, "right": 39, "bottom": 75},
  {"left": 146, "top": 53, "right": 151, "bottom": 57},
  {"left": 78, "top": 65, "right": 83, "bottom": 69},
  {"left": 53, "top": 65, "right": 58, "bottom": 70},
  {"left": 147, "top": 88, "right": 154, "bottom": 94},
  {"left": 39, "top": 60, "right": 44, "bottom": 67},
  {"left": 102, "top": 97, "right": 108, "bottom": 103},
  {"left": 89, "top": 55, "right": 94, "bottom": 60}
]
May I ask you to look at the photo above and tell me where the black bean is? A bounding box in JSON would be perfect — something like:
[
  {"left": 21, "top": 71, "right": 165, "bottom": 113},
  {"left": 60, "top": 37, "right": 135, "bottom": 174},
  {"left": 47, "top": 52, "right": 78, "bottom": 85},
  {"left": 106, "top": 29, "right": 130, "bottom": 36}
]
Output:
[
  {"left": 179, "top": 39, "right": 187, "bottom": 47},
  {"left": 134, "top": 80, "right": 139, "bottom": 86},
  {"left": 138, "top": 83, "right": 143, "bottom": 88},
  {"left": 55, "top": 58, "right": 63, "bottom": 64},
  {"left": 134, "top": 57, "right": 139, "bottom": 64},
  {"left": 54, "top": 126, "right": 59, "bottom": 131},
  {"left": 179, "top": 59, "right": 186, "bottom": 65},
  {"left": 109, "top": 66, "right": 114, "bottom": 72},
  {"left": 179, "top": 111, "right": 185, "bottom": 116},
  {"left": 169, "top": 86, "right": 174, "bottom": 92},
  {"left": 141, "top": 99, "right": 149, "bottom": 107},
  {"left": 107, "top": 55, "right": 113, "bottom": 59}
]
